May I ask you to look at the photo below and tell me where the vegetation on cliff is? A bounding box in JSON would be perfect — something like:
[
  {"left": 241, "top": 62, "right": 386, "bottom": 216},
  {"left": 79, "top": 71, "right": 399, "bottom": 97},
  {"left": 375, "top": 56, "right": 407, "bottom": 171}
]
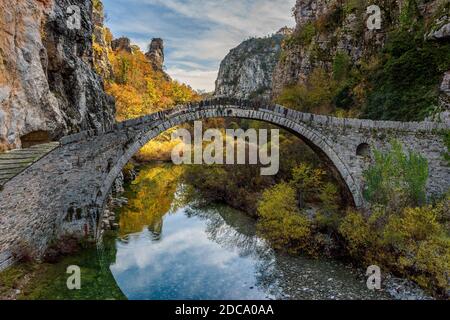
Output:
[
  {"left": 101, "top": 43, "right": 199, "bottom": 121},
  {"left": 274, "top": 0, "right": 450, "bottom": 121}
]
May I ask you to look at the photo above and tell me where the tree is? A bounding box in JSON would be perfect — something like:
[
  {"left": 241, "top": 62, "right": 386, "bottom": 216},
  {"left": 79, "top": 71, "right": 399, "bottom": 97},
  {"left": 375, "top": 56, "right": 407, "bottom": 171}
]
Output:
[
  {"left": 257, "top": 183, "right": 312, "bottom": 254},
  {"left": 291, "top": 163, "right": 326, "bottom": 207}
]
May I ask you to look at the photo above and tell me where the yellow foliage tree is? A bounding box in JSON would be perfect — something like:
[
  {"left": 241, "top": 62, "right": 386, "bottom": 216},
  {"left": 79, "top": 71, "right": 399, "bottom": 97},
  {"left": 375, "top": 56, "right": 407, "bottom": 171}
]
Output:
[
  {"left": 257, "top": 182, "right": 312, "bottom": 254},
  {"left": 103, "top": 39, "right": 200, "bottom": 160}
]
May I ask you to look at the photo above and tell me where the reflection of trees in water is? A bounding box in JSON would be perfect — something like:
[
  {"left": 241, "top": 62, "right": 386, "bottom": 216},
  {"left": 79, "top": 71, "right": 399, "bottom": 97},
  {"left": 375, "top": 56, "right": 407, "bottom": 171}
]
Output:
[
  {"left": 112, "top": 165, "right": 386, "bottom": 300},
  {"left": 186, "top": 205, "right": 263, "bottom": 257},
  {"left": 118, "top": 164, "right": 183, "bottom": 237},
  {"left": 185, "top": 204, "right": 287, "bottom": 299},
  {"left": 184, "top": 204, "right": 385, "bottom": 300}
]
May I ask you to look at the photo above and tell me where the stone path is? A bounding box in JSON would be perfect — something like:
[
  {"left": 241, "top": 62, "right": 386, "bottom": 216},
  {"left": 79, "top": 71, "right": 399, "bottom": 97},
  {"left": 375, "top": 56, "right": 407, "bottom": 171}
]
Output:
[{"left": 0, "top": 142, "right": 60, "bottom": 187}]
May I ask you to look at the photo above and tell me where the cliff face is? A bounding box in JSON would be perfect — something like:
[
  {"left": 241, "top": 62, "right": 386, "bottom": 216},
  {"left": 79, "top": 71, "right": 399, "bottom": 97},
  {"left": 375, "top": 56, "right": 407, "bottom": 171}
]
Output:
[
  {"left": 272, "top": 0, "right": 403, "bottom": 95},
  {"left": 215, "top": 31, "right": 289, "bottom": 100},
  {"left": 272, "top": 0, "right": 450, "bottom": 121},
  {"left": 0, "top": 0, "right": 115, "bottom": 151},
  {"left": 93, "top": 0, "right": 113, "bottom": 80}
]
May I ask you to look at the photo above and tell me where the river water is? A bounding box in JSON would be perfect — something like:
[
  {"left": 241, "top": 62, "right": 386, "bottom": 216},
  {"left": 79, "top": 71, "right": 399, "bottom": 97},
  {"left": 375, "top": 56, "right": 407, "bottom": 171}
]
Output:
[{"left": 20, "top": 164, "right": 392, "bottom": 300}]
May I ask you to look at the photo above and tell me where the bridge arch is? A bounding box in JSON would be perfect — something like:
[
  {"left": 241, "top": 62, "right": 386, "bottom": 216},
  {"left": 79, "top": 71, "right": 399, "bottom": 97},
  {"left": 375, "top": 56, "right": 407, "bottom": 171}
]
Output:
[
  {"left": 2, "top": 99, "right": 449, "bottom": 269},
  {"left": 93, "top": 103, "right": 363, "bottom": 232}
]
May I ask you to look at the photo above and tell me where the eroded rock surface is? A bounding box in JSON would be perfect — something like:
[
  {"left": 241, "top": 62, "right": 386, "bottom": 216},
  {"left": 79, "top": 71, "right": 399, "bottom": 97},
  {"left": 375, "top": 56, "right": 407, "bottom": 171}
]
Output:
[
  {"left": 215, "top": 30, "right": 289, "bottom": 100},
  {"left": 0, "top": 0, "right": 115, "bottom": 151}
]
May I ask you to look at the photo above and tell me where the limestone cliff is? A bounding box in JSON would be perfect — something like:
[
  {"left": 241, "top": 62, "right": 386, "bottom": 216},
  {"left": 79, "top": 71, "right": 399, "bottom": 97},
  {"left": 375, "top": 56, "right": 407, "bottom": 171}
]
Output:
[
  {"left": 93, "top": 0, "right": 113, "bottom": 80},
  {"left": 0, "top": 0, "right": 115, "bottom": 151},
  {"left": 215, "top": 30, "right": 290, "bottom": 100},
  {"left": 272, "top": 0, "right": 450, "bottom": 121}
]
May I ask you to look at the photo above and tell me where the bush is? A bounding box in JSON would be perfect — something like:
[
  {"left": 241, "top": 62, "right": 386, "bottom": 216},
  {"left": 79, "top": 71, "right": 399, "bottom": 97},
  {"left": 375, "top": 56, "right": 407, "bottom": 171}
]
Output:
[
  {"left": 383, "top": 206, "right": 443, "bottom": 248},
  {"left": 338, "top": 209, "right": 373, "bottom": 257},
  {"left": 338, "top": 202, "right": 450, "bottom": 297},
  {"left": 256, "top": 183, "right": 312, "bottom": 254},
  {"left": 382, "top": 205, "right": 450, "bottom": 296},
  {"left": 363, "top": 140, "right": 428, "bottom": 209}
]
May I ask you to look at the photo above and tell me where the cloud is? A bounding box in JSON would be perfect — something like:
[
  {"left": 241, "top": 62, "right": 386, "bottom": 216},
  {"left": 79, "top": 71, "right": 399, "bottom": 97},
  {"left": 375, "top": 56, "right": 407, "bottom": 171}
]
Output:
[
  {"left": 167, "top": 67, "right": 218, "bottom": 92},
  {"left": 103, "top": 0, "right": 296, "bottom": 91}
]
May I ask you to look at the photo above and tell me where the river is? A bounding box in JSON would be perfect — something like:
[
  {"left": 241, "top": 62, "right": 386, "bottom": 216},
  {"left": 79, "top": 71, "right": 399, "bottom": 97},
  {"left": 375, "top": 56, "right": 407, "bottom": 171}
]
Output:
[{"left": 17, "top": 164, "right": 392, "bottom": 300}]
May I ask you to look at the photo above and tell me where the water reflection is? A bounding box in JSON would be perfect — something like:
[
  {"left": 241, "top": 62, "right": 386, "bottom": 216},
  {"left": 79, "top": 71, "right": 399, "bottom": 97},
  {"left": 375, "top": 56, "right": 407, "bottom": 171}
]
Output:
[
  {"left": 117, "top": 165, "right": 183, "bottom": 237},
  {"left": 109, "top": 164, "right": 390, "bottom": 300},
  {"left": 111, "top": 205, "right": 273, "bottom": 300},
  {"left": 21, "top": 164, "right": 390, "bottom": 300}
]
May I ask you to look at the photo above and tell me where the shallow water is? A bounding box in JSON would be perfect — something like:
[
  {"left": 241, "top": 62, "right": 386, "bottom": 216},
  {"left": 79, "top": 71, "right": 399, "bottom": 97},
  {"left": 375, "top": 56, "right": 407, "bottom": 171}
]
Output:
[{"left": 19, "top": 164, "right": 391, "bottom": 300}]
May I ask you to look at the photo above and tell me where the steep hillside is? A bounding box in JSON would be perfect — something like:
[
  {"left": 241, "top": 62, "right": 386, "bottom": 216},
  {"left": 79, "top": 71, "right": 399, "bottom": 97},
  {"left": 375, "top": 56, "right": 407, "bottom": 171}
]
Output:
[
  {"left": 215, "top": 29, "right": 291, "bottom": 100},
  {"left": 0, "top": 0, "right": 115, "bottom": 152},
  {"left": 101, "top": 37, "right": 199, "bottom": 122},
  {"left": 272, "top": 0, "right": 450, "bottom": 121}
]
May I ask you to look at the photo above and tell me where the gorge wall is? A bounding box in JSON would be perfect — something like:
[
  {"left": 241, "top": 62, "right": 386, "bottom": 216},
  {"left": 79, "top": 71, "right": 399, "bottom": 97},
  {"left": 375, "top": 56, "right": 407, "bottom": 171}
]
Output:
[
  {"left": 215, "top": 29, "right": 291, "bottom": 100},
  {"left": 0, "top": 0, "right": 115, "bottom": 152},
  {"left": 271, "top": 0, "right": 450, "bottom": 121}
]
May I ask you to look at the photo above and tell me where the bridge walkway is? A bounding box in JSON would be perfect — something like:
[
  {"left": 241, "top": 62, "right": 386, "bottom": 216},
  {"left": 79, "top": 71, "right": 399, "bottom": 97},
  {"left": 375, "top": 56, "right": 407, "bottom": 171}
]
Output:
[{"left": 0, "top": 142, "right": 60, "bottom": 187}]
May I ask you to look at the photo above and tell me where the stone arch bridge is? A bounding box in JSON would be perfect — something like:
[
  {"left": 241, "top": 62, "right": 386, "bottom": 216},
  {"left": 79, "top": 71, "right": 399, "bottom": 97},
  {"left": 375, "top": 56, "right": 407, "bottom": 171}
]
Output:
[{"left": 0, "top": 98, "right": 449, "bottom": 270}]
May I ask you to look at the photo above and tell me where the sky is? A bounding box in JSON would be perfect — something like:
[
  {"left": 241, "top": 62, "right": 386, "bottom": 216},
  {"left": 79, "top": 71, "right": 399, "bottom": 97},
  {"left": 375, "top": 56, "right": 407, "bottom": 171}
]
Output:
[{"left": 102, "top": 0, "right": 296, "bottom": 92}]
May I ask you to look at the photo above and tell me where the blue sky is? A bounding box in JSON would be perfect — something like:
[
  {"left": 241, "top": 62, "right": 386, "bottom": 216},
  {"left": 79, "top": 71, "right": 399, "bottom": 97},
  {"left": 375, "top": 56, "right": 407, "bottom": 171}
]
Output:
[{"left": 102, "top": 0, "right": 296, "bottom": 92}]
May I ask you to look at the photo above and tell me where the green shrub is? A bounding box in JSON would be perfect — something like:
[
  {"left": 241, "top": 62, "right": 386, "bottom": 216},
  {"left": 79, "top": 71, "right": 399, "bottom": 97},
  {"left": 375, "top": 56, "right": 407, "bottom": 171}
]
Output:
[
  {"left": 363, "top": 140, "right": 428, "bottom": 209},
  {"left": 399, "top": 0, "right": 420, "bottom": 28},
  {"left": 333, "top": 52, "right": 351, "bottom": 81},
  {"left": 285, "top": 22, "right": 316, "bottom": 47},
  {"left": 343, "top": 0, "right": 367, "bottom": 15}
]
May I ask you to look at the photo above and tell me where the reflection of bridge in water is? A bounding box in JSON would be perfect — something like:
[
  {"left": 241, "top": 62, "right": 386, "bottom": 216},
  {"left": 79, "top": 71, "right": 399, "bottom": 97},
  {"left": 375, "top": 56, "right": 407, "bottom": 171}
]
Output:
[{"left": 0, "top": 98, "right": 449, "bottom": 270}]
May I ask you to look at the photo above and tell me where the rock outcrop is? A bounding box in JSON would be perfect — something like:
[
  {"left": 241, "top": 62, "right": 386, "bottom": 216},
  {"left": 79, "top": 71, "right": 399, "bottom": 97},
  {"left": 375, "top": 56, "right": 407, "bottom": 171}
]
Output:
[
  {"left": 145, "top": 38, "right": 164, "bottom": 71},
  {"left": 215, "top": 30, "right": 289, "bottom": 100},
  {"left": 111, "top": 37, "right": 132, "bottom": 53},
  {"left": 0, "top": 0, "right": 115, "bottom": 151},
  {"left": 145, "top": 38, "right": 171, "bottom": 81},
  {"left": 272, "top": 0, "right": 388, "bottom": 97}
]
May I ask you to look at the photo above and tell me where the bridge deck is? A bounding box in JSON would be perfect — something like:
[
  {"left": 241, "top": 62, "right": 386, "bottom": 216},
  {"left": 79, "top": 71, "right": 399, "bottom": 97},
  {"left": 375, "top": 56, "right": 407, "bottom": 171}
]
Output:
[{"left": 0, "top": 142, "right": 60, "bottom": 187}]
